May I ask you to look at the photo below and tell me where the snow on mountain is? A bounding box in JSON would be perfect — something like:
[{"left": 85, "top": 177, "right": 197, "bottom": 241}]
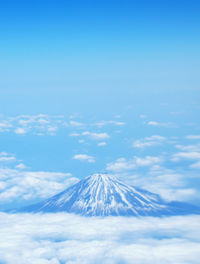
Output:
[{"left": 22, "top": 173, "right": 200, "bottom": 216}]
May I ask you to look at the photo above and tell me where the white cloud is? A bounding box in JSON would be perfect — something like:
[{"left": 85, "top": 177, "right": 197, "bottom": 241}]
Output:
[
  {"left": 133, "top": 135, "right": 166, "bottom": 148},
  {"left": 109, "top": 121, "right": 125, "bottom": 126},
  {"left": 94, "top": 120, "right": 125, "bottom": 128},
  {"left": 97, "top": 142, "right": 107, "bottom": 147},
  {"left": 172, "top": 152, "right": 200, "bottom": 161},
  {"left": 0, "top": 114, "right": 68, "bottom": 136},
  {"left": 37, "top": 118, "right": 50, "bottom": 124},
  {"left": 69, "top": 132, "right": 80, "bottom": 137},
  {"left": 15, "top": 163, "right": 26, "bottom": 169},
  {"left": 0, "top": 152, "right": 9, "bottom": 156},
  {"left": 147, "top": 121, "right": 172, "bottom": 127},
  {"left": 0, "top": 122, "right": 12, "bottom": 128},
  {"left": 0, "top": 115, "right": 115, "bottom": 138},
  {"left": 139, "top": 114, "right": 147, "bottom": 119},
  {"left": 17, "top": 115, "right": 48, "bottom": 128},
  {"left": 176, "top": 144, "right": 200, "bottom": 152},
  {"left": 0, "top": 168, "right": 77, "bottom": 206},
  {"left": 73, "top": 154, "right": 95, "bottom": 163},
  {"left": 69, "top": 121, "right": 84, "bottom": 127},
  {"left": 146, "top": 135, "right": 166, "bottom": 141},
  {"left": 14, "top": 127, "right": 27, "bottom": 135},
  {"left": 119, "top": 165, "right": 199, "bottom": 202},
  {"left": 0, "top": 156, "right": 16, "bottom": 162},
  {"left": 190, "top": 162, "right": 200, "bottom": 169},
  {"left": 47, "top": 126, "right": 57, "bottom": 132},
  {"left": 148, "top": 121, "right": 160, "bottom": 126},
  {"left": 106, "top": 156, "right": 163, "bottom": 172},
  {"left": 169, "top": 188, "right": 197, "bottom": 200},
  {"left": 0, "top": 152, "right": 16, "bottom": 162},
  {"left": 0, "top": 120, "right": 12, "bottom": 132},
  {"left": 173, "top": 144, "right": 200, "bottom": 169},
  {"left": 135, "top": 156, "right": 162, "bottom": 166},
  {"left": 107, "top": 158, "right": 132, "bottom": 172},
  {"left": 82, "top": 131, "right": 110, "bottom": 140},
  {"left": 186, "top": 135, "right": 200, "bottom": 140},
  {"left": 18, "top": 117, "right": 36, "bottom": 126},
  {"left": 0, "top": 213, "right": 200, "bottom": 264},
  {"left": 47, "top": 126, "right": 57, "bottom": 135}
]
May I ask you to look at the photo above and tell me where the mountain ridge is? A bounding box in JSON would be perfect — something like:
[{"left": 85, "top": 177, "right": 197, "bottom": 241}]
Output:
[{"left": 21, "top": 173, "right": 200, "bottom": 216}]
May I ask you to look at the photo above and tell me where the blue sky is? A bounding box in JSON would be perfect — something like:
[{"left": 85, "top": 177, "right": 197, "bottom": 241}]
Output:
[
  {"left": 0, "top": 0, "right": 200, "bottom": 211},
  {"left": 1, "top": 1, "right": 200, "bottom": 263}
]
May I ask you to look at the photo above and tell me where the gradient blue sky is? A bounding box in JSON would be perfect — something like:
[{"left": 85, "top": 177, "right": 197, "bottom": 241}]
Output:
[{"left": 0, "top": 0, "right": 200, "bottom": 210}]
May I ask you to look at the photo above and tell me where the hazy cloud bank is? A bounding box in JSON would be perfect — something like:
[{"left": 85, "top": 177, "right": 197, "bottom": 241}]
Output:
[
  {"left": 0, "top": 213, "right": 200, "bottom": 264},
  {"left": 0, "top": 169, "right": 78, "bottom": 209}
]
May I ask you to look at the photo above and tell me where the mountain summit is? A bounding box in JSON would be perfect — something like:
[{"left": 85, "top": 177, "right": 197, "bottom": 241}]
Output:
[{"left": 22, "top": 173, "right": 200, "bottom": 216}]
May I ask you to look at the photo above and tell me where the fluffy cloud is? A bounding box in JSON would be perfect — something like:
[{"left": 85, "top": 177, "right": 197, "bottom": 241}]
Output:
[
  {"left": 14, "top": 127, "right": 27, "bottom": 134},
  {"left": 69, "top": 132, "right": 80, "bottom": 137},
  {"left": 186, "top": 135, "right": 200, "bottom": 140},
  {"left": 190, "top": 162, "right": 200, "bottom": 169},
  {"left": 146, "top": 121, "right": 172, "bottom": 127},
  {"left": 69, "top": 120, "right": 84, "bottom": 127},
  {"left": 139, "top": 114, "right": 147, "bottom": 119},
  {"left": 0, "top": 157, "right": 16, "bottom": 162},
  {"left": 176, "top": 144, "right": 200, "bottom": 152},
  {"left": 82, "top": 131, "right": 110, "bottom": 140},
  {"left": 0, "top": 115, "right": 118, "bottom": 140},
  {"left": 171, "top": 141, "right": 200, "bottom": 169},
  {"left": 0, "top": 213, "right": 200, "bottom": 264},
  {"left": 94, "top": 120, "right": 125, "bottom": 128},
  {"left": 0, "top": 168, "right": 78, "bottom": 209},
  {"left": 130, "top": 167, "right": 197, "bottom": 202},
  {"left": 47, "top": 126, "right": 57, "bottom": 132},
  {"left": 106, "top": 156, "right": 163, "bottom": 172},
  {"left": 106, "top": 154, "right": 199, "bottom": 202},
  {"left": 15, "top": 163, "right": 27, "bottom": 169},
  {"left": 0, "top": 114, "right": 66, "bottom": 136},
  {"left": 0, "top": 120, "right": 12, "bottom": 132},
  {"left": 69, "top": 131, "right": 110, "bottom": 143},
  {"left": 97, "top": 142, "right": 107, "bottom": 147},
  {"left": 172, "top": 147, "right": 200, "bottom": 169},
  {"left": 133, "top": 135, "right": 166, "bottom": 148},
  {"left": 172, "top": 152, "right": 200, "bottom": 161},
  {"left": 0, "top": 152, "right": 16, "bottom": 162},
  {"left": 73, "top": 154, "right": 95, "bottom": 163}
]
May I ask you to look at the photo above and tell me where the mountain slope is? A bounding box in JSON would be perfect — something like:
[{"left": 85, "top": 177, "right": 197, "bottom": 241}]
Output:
[{"left": 22, "top": 173, "right": 200, "bottom": 216}]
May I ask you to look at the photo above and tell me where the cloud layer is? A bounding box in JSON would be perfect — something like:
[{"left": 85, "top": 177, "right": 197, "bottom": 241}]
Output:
[
  {"left": 0, "top": 213, "right": 200, "bottom": 264},
  {"left": 73, "top": 154, "right": 95, "bottom": 163},
  {"left": 106, "top": 156, "right": 163, "bottom": 172},
  {"left": 0, "top": 168, "right": 78, "bottom": 209},
  {"left": 133, "top": 135, "right": 166, "bottom": 148}
]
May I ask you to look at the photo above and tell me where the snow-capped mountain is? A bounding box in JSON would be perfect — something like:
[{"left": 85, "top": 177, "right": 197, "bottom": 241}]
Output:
[{"left": 22, "top": 173, "right": 200, "bottom": 216}]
